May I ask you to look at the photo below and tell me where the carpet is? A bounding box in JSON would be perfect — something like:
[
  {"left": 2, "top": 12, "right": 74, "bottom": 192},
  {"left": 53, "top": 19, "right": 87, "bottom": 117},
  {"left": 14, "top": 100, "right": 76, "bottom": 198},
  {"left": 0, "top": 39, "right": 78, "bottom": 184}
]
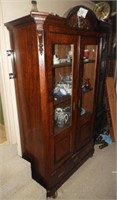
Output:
[{"left": 48, "top": 142, "right": 117, "bottom": 200}]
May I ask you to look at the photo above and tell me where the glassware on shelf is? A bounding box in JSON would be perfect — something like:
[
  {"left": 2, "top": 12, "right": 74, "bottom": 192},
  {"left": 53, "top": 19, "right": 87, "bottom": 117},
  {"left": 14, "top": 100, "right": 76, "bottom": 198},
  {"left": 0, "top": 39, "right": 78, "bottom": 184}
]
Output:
[
  {"left": 54, "top": 106, "right": 71, "bottom": 127},
  {"left": 54, "top": 84, "right": 72, "bottom": 98},
  {"left": 54, "top": 85, "right": 68, "bottom": 98},
  {"left": 68, "top": 49, "right": 73, "bottom": 61},
  {"left": 53, "top": 73, "right": 72, "bottom": 99},
  {"left": 83, "top": 49, "right": 90, "bottom": 61},
  {"left": 84, "top": 78, "right": 91, "bottom": 89},
  {"left": 53, "top": 55, "right": 60, "bottom": 64},
  {"left": 59, "top": 73, "right": 72, "bottom": 84},
  {"left": 53, "top": 44, "right": 73, "bottom": 64},
  {"left": 82, "top": 78, "right": 91, "bottom": 91},
  {"left": 80, "top": 107, "right": 86, "bottom": 116},
  {"left": 53, "top": 44, "right": 73, "bottom": 131}
]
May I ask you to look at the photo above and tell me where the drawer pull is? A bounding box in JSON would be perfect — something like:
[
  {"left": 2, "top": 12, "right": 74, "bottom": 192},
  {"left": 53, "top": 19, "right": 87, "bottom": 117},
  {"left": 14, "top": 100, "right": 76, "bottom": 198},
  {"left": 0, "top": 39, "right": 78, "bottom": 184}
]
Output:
[{"left": 58, "top": 171, "right": 64, "bottom": 178}]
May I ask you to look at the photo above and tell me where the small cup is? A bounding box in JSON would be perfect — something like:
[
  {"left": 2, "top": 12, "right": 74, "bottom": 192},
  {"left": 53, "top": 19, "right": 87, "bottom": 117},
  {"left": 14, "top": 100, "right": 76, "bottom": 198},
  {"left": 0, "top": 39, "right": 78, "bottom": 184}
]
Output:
[{"left": 84, "top": 49, "right": 90, "bottom": 59}]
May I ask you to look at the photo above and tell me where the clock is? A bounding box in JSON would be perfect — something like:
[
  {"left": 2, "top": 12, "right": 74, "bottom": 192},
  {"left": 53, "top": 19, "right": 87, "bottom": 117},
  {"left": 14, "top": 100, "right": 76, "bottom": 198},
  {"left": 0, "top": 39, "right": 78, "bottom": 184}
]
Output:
[{"left": 93, "top": 2, "right": 111, "bottom": 20}]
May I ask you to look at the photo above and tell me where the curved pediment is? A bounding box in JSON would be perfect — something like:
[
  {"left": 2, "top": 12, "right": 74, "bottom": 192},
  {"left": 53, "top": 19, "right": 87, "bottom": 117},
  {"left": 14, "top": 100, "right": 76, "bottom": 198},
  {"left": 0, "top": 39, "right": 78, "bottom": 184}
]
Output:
[{"left": 65, "top": 5, "right": 99, "bottom": 31}]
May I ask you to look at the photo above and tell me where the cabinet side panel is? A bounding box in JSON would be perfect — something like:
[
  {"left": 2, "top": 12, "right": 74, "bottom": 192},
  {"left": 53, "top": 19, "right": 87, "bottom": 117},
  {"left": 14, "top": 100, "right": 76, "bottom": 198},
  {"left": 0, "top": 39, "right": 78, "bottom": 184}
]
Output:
[{"left": 10, "top": 23, "right": 45, "bottom": 176}]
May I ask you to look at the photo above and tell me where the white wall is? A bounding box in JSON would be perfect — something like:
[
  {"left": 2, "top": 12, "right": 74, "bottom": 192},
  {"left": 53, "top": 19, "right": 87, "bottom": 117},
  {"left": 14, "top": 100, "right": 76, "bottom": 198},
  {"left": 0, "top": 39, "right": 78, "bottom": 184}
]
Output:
[
  {"left": 0, "top": 0, "right": 95, "bottom": 155},
  {"left": 1, "top": 0, "right": 94, "bottom": 22},
  {"left": 0, "top": 0, "right": 22, "bottom": 154}
]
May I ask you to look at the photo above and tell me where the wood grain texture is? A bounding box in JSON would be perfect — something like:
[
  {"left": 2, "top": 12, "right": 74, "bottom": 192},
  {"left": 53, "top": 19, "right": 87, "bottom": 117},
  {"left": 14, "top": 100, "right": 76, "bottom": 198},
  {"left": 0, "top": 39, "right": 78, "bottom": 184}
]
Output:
[{"left": 106, "top": 77, "right": 116, "bottom": 141}]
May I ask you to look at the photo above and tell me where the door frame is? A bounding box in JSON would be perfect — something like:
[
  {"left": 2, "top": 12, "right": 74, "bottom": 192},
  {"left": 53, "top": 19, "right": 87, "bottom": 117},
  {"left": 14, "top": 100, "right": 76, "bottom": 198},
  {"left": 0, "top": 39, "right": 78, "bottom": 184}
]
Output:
[{"left": 0, "top": 2, "right": 22, "bottom": 155}]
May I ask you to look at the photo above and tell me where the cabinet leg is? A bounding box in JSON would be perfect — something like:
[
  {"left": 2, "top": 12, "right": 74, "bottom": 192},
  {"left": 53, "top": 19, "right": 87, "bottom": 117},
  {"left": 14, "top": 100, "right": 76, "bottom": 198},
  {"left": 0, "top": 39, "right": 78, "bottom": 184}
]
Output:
[
  {"left": 52, "top": 191, "right": 58, "bottom": 199},
  {"left": 47, "top": 191, "right": 58, "bottom": 199}
]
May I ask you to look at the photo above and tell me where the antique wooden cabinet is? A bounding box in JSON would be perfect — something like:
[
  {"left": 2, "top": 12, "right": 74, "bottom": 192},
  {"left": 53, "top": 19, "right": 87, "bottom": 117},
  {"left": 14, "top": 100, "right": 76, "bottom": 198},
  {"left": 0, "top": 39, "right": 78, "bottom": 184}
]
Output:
[{"left": 5, "top": 6, "right": 103, "bottom": 197}]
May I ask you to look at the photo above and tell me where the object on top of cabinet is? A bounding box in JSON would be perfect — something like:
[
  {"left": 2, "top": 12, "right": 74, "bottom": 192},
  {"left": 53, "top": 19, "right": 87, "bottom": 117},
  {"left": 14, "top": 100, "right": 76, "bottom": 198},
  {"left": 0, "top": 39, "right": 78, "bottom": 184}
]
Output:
[{"left": 65, "top": 5, "right": 99, "bottom": 30}]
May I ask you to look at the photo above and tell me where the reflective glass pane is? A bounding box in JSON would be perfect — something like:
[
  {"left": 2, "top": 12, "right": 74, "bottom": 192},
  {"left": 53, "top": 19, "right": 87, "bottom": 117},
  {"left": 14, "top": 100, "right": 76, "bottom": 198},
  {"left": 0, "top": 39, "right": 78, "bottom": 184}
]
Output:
[
  {"left": 80, "top": 44, "right": 98, "bottom": 116},
  {"left": 53, "top": 44, "right": 74, "bottom": 133}
]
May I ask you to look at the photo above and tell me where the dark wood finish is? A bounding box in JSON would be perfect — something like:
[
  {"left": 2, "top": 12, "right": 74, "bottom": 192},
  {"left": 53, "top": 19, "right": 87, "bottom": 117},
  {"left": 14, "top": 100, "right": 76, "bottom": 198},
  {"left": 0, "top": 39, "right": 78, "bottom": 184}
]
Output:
[
  {"left": 65, "top": 5, "right": 99, "bottom": 30},
  {"left": 5, "top": 7, "right": 104, "bottom": 197}
]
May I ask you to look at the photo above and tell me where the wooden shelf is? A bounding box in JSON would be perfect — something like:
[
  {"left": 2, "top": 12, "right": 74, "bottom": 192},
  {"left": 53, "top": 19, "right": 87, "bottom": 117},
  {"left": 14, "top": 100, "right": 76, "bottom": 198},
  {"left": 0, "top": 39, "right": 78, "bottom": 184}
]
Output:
[
  {"left": 54, "top": 96, "right": 71, "bottom": 106},
  {"left": 83, "top": 59, "right": 95, "bottom": 64},
  {"left": 82, "top": 88, "right": 93, "bottom": 93},
  {"left": 80, "top": 111, "right": 91, "bottom": 117},
  {"left": 54, "top": 120, "right": 71, "bottom": 134},
  {"left": 53, "top": 62, "right": 72, "bottom": 68}
]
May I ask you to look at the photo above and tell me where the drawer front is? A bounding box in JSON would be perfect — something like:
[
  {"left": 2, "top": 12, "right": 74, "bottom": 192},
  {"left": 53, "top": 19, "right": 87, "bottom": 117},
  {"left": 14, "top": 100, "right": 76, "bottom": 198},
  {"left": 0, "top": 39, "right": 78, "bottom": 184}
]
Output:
[
  {"left": 49, "top": 141, "right": 94, "bottom": 189},
  {"left": 50, "top": 157, "right": 73, "bottom": 188}
]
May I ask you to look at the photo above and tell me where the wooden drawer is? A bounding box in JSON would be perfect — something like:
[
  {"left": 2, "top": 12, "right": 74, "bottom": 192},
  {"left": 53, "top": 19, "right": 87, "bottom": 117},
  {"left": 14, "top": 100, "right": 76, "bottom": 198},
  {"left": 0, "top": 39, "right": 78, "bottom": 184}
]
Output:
[
  {"left": 50, "top": 156, "right": 74, "bottom": 188},
  {"left": 49, "top": 141, "right": 94, "bottom": 190}
]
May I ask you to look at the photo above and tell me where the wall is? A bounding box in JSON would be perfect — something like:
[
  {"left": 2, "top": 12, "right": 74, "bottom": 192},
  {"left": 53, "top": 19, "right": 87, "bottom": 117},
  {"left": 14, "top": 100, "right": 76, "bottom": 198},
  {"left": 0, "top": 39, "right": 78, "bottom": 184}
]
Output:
[
  {"left": 1, "top": 0, "right": 94, "bottom": 22},
  {"left": 0, "top": 0, "right": 94, "bottom": 155},
  {"left": 0, "top": 93, "right": 4, "bottom": 125}
]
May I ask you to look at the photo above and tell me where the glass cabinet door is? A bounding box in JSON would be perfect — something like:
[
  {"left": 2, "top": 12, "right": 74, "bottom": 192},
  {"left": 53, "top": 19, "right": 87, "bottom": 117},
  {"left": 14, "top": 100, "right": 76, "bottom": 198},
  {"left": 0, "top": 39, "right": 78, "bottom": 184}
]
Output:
[
  {"left": 80, "top": 44, "right": 98, "bottom": 117},
  {"left": 53, "top": 44, "right": 74, "bottom": 134}
]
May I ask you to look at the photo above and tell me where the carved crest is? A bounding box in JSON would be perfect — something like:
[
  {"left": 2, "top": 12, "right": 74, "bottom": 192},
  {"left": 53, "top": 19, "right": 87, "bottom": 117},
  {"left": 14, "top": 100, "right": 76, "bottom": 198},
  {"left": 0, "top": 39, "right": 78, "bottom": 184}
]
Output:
[
  {"left": 66, "top": 6, "right": 98, "bottom": 30},
  {"left": 38, "top": 31, "right": 43, "bottom": 55}
]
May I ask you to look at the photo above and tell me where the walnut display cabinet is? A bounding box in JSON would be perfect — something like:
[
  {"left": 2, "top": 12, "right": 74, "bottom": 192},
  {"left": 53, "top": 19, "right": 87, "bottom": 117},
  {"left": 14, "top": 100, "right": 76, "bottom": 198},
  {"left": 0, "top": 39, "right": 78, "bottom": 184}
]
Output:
[{"left": 5, "top": 6, "right": 103, "bottom": 197}]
